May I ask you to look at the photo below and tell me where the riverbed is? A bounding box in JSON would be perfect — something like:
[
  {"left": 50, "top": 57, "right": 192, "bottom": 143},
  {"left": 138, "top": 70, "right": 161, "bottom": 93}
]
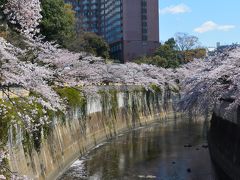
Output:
[{"left": 59, "top": 117, "right": 219, "bottom": 180}]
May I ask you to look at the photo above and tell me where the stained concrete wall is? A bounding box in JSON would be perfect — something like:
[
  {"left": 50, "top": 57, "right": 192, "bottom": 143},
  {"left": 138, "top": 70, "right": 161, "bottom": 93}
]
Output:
[
  {"left": 8, "top": 88, "right": 178, "bottom": 180},
  {"left": 208, "top": 100, "right": 240, "bottom": 179}
]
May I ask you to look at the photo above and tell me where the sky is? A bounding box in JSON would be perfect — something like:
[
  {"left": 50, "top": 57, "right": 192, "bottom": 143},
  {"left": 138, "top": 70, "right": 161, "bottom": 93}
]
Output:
[{"left": 159, "top": 0, "right": 240, "bottom": 47}]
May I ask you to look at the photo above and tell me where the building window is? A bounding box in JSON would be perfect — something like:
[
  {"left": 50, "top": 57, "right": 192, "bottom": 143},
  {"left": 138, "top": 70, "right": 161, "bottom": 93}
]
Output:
[
  {"left": 141, "top": 0, "right": 148, "bottom": 41},
  {"left": 142, "top": 35, "right": 148, "bottom": 41}
]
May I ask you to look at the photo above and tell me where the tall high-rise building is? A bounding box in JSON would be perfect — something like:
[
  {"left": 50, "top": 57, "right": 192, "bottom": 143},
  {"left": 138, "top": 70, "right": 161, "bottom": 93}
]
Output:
[{"left": 65, "top": 0, "right": 159, "bottom": 63}]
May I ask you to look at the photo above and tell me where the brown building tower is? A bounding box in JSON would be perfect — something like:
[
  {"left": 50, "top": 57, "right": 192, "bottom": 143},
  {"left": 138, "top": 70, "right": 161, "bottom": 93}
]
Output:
[{"left": 65, "top": 0, "right": 160, "bottom": 63}]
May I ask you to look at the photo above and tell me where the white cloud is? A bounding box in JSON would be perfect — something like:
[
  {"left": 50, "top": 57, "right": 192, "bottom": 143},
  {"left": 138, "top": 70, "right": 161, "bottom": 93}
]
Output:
[
  {"left": 194, "top": 21, "right": 235, "bottom": 33},
  {"left": 160, "top": 4, "right": 191, "bottom": 15}
]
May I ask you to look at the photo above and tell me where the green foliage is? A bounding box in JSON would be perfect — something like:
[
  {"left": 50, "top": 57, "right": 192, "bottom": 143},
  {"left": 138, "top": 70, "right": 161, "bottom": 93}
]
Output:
[
  {"left": 134, "top": 36, "right": 206, "bottom": 68},
  {"left": 55, "top": 87, "right": 86, "bottom": 107},
  {"left": 164, "top": 37, "right": 177, "bottom": 49},
  {"left": 134, "top": 38, "right": 180, "bottom": 68},
  {"left": 2, "top": 0, "right": 109, "bottom": 58},
  {"left": 155, "top": 44, "right": 176, "bottom": 61},
  {"left": 67, "top": 32, "right": 110, "bottom": 59},
  {"left": 40, "top": 0, "right": 76, "bottom": 47},
  {"left": 135, "top": 55, "right": 178, "bottom": 69},
  {"left": 4, "top": 30, "right": 28, "bottom": 49},
  {"left": 0, "top": 88, "right": 86, "bottom": 153},
  {"left": 0, "top": 95, "right": 52, "bottom": 152},
  {"left": 0, "top": 0, "right": 7, "bottom": 9},
  {"left": 0, "top": 0, "right": 6, "bottom": 25},
  {"left": 109, "top": 89, "right": 118, "bottom": 119},
  {"left": 0, "top": 157, "right": 10, "bottom": 179},
  {"left": 0, "top": 99, "right": 18, "bottom": 147},
  {"left": 150, "top": 84, "right": 162, "bottom": 93},
  {"left": 178, "top": 48, "right": 206, "bottom": 63}
]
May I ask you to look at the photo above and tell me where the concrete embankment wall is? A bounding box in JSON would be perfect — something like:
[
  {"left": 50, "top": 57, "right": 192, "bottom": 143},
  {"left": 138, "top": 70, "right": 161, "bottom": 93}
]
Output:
[
  {"left": 208, "top": 101, "right": 240, "bottom": 180},
  {"left": 8, "top": 88, "right": 179, "bottom": 180}
]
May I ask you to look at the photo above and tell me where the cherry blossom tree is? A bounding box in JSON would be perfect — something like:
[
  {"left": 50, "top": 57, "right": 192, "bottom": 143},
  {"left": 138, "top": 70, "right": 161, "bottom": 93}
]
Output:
[
  {"left": 3, "top": 0, "right": 42, "bottom": 36},
  {"left": 3, "top": 0, "right": 240, "bottom": 178},
  {"left": 178, "top": 45, "right": 240, "bottom": 116},
  {"left": 0, "top": 1, "right": 179, "bottom": 177}
]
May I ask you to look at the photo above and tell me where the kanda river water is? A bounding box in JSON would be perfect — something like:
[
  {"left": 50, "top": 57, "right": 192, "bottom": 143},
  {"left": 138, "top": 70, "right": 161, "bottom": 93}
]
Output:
[{"left": 59, "top": 117, "right": 220, "bottom": 180}]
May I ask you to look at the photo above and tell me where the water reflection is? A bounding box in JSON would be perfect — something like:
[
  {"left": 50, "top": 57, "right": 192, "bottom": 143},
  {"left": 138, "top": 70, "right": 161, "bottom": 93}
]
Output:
[{"left": 60, "top": 118, "right": 218, "bottom": 180}]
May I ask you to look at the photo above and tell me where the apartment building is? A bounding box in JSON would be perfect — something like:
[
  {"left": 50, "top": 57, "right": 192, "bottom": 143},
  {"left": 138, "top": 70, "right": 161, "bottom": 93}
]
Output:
[{"left": 65, "top": 0, "right": 159, "bottom": 62}]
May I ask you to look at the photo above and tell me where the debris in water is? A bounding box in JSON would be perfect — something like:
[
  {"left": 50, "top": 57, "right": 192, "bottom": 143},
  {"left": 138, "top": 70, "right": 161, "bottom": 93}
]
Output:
[
  {"left": 184, "top": 144, "right": 192, "bottom": 148},
  {"left": 146, "top": 175, "right": 157, "bottom": 179},
  {"left": 202, "top": 144, "right": 208, "bottom": 148},
  {"left": 138, "top": 175, "right": 157, "bottom": 179}
]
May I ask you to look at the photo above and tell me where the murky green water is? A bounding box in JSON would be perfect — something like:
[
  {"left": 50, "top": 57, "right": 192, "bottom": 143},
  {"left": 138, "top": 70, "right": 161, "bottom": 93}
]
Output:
[{"left": 60, "top": 117, "right": 218, "bottom": 180}]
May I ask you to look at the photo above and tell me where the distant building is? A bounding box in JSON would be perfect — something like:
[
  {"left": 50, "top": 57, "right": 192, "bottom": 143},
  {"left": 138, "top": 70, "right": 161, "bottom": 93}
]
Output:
[
  {"left": 65, "top": 0, "right": 160, "bottom": 63},
  {"left": 206, "top": 47, "right": 216, "bottom": 56}
]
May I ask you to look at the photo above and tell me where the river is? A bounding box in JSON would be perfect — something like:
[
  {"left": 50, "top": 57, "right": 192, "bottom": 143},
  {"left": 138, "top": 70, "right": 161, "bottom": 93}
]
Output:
[{"left": 59, "top": 116, "right": 219, "bottom": 180}]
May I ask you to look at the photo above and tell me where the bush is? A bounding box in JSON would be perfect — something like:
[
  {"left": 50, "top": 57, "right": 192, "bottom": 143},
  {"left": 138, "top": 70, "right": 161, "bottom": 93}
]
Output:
[{"left": 67, "top": 32, "right": 110, "bottom": 59}]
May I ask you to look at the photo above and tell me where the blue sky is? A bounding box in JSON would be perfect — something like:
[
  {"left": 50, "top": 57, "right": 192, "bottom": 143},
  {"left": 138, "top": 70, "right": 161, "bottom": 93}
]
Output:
[{"left": 159, "top": 0, "right": 240, "bottom": 47}]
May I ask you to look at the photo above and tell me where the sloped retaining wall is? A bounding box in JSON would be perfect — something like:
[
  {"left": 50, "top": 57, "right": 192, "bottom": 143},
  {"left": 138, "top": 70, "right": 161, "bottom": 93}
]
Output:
[
  {"left": 8, "top": 87, "right": 179, "bottom": 180},
  {"left": 208, "top": 100, "right": 240, "bottom": 180}
]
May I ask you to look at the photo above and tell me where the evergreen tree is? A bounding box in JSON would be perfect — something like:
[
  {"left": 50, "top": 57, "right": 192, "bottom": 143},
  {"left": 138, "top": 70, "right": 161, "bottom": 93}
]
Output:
[{"left": 40, "top": 0, "right": 76, "bottom": 47}]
